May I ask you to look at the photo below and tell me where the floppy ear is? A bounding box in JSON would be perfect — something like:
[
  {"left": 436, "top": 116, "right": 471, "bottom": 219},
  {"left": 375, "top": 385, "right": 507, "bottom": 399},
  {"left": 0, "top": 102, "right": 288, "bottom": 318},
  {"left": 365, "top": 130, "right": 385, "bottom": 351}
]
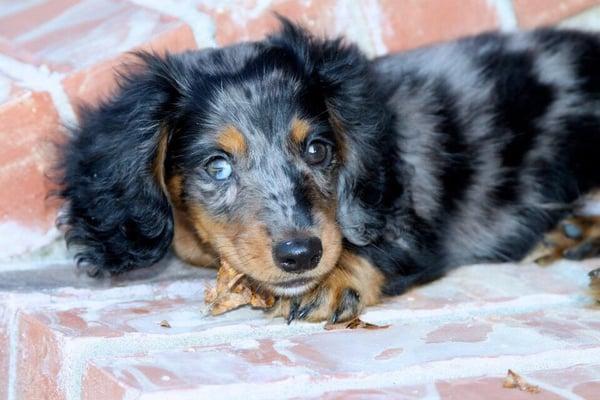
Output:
[
  {"left": 269, "top": 19, "right": 391, "bottom": 246},
  {"left": 59, "top": 52, "right": 189, "bottom": 275}
]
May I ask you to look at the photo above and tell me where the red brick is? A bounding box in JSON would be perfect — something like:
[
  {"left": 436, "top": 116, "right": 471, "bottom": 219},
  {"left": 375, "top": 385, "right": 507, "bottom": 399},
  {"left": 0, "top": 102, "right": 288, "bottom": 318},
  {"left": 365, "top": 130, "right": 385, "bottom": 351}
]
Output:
[
  {"left": 11, "top": 259, "right": 597, "bottom": 398},
  {"left": 0, "top": 71, "right": 26, "bottom": 104},
  {"left": 17, "top": 313, "right": 65, "bottom": 400},
  {"left": 437, "top": 377, "right": 563, "bottom": 400},
  {"left": 83, "top": 365, "right": 131, "bottom": 400},
  {"left": 316, "top": 386, "right": 427, "bottom": 400},
  {"left": 0, "top": 305, "right": 10, "bottom": 400},
  {"left": 62, "top": 23, "right": 197, "bottom": 111},
  {"left": 10, "top": 270, "right": 241, "bottom": 399},
  {"left": 0, "top": 0, "right": 80, "bottom": 55},
  {"left": 312, "top": 365, "right": 600, "bottom": 399},
  {"left": 436, "top": 364, "right": 600, "bottom": 399},
  {"left": 198, "top": 0, "right": 502, "bottom": 55},
  {"left": 0, "top": 0, "right": 197, "bottom": 112},
  {"left": 197, "top": 0, "right": 347, "bottom": 46},
  {"left": 0, "top": 0, "right": 191, "bottom": 71},
  {"left": 81, "top": 311, "right": 600, "bottom": 399},
  {"left": 0, "top": 89, "right": 62, "bottom": 229},
  {"left": 3, "top": 256, "right": 600, "bottom": 398},
  {"left": 514, "top": 0, "right": 600, "bottom": 28},
  {"left": 574, "top": 380, "right": 600, "bottom": 398},
  {"left": 533, "top": 364, "right": 600, "bottom": 398},
  {"left": 377, "top": 0, "right": 500, "bottom": 52}
]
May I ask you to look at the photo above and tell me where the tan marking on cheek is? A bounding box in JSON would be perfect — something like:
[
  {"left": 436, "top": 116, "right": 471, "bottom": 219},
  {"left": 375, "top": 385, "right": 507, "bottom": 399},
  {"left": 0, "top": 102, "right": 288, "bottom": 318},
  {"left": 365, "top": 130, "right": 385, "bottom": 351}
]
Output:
[
  {"left": 157, "top": 138, "right": 220, "bottom": 268},
  {"left": 187, "top": 204, "right": 231, "bottom": 247},
  {"left": 217, "top": 125, "right": 247, "bottom": 155},
  {"left": 166, "top": 174, "right": 184, "bottom": 208},
  {"left": 235, "top": 223, "right": 279, "bottom": 281},
  {"left": 187, "top": 204, "right": 284, "bottom": 283},
  {"left": 172, "top": 208, "right": 218, "bottom": 267},
  {"left": 166, "top": 174, "right": 221, "bottom": 268},
  {"left": 317, "top": 213, "right": 343, "bottom": 276},
  {"left": 290, "top": 117, "right": 311, "bottom": 145}
]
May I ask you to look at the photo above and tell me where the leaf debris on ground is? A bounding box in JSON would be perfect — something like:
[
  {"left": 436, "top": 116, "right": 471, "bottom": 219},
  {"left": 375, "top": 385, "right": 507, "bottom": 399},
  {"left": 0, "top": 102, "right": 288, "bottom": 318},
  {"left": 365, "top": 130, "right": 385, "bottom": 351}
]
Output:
[
  {"left": 324, "top": 317, "right": 390, "bottom": 331},
  {"left": 204, "top": 260, "right": 275, "bottom": 315},
  {"left": 159, "top": 320, "right": 171, "bottom": 328},
  {"left": 502, "top": 369, "right": 541, "bottom": 393}
]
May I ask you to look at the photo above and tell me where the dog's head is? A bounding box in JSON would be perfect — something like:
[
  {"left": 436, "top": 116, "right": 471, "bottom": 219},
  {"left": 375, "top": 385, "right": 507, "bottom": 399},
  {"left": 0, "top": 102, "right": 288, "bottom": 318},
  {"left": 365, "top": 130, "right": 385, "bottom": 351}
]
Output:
[{"left": 59, "top": 19, "right": 387, "bottom": 295}]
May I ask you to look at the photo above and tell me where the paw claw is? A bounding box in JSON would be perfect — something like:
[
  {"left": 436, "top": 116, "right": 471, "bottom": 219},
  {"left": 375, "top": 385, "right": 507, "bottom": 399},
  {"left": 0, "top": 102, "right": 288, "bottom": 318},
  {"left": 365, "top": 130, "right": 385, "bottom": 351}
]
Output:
[
  {"left": 287, "top": 298, "right": 301, "bottom": 324},
  {"left": 277, "top": 279, "right": 366, "bottom": 323},
  {"left": 297, "top": 297, "right": 319, "bottom": 320}
]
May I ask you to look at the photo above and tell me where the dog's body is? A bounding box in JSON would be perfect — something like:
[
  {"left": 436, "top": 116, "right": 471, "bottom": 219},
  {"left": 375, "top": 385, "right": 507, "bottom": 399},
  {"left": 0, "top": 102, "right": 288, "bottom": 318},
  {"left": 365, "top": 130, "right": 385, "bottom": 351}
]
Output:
[
  {"left": 357, "top": 29, "right": 600, "bottom": 295},
  {"left": 59, "top": 21, "right": 600, "bottom": 322}
]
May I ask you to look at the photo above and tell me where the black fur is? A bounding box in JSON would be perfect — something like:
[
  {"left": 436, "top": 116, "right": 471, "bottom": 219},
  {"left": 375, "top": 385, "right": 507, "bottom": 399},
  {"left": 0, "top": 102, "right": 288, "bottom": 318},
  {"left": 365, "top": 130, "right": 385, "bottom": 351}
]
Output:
[{"left": 58, "top": 53, "right": 191, "bottom": 274}]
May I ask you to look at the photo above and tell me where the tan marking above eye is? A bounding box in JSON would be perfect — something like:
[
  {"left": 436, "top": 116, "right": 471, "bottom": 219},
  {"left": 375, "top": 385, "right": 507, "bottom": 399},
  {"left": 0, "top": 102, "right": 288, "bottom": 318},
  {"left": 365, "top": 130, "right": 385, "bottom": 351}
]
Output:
[
  {"left": 290, "top": 117, "right": 311, "bottom": 145},
  {"left": 217, "top": 125, "right": 247, "bottom": 155}
]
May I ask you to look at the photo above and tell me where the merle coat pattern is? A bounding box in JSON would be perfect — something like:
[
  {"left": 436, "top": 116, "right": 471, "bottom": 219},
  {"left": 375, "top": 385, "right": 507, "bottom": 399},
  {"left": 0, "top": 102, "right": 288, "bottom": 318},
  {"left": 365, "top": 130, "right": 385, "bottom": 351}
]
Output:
[{"left": 59, "top": 20, "right": 600, "bottom": 322}]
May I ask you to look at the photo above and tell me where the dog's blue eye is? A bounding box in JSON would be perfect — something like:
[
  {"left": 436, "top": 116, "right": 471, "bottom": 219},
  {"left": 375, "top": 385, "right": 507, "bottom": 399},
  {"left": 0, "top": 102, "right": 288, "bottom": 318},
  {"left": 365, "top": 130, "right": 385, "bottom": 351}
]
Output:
[{"left": 206, "top": 157, "right": 232, "bottom": 180}]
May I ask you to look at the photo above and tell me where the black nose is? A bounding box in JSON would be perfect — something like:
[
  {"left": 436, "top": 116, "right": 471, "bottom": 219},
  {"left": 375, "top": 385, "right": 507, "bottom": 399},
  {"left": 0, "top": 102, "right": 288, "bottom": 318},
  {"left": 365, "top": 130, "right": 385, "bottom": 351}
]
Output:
[{"left": 273, "top": 236, "right": 323, "bottom": 273}]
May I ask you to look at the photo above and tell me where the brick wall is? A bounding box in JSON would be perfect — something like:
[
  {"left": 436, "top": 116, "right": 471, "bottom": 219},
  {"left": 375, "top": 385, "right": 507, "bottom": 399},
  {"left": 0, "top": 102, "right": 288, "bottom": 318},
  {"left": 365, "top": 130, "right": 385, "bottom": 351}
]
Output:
[{"left": 0, "top": 0, "right": 599, "bottom": 259}]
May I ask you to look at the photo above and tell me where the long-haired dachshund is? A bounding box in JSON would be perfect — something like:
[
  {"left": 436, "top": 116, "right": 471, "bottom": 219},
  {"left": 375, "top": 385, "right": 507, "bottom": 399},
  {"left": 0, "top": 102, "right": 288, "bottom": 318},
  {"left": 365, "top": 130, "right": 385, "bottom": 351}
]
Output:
[{"left": 58, "top": 19, "right": 600, "bottom": 322}]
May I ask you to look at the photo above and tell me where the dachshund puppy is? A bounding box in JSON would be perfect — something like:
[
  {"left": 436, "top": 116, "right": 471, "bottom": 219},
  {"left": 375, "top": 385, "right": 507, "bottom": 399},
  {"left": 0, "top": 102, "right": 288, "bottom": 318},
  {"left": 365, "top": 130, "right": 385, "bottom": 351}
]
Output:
[{"left": 58, "top": 19, "right": 600, "bottom": 323}]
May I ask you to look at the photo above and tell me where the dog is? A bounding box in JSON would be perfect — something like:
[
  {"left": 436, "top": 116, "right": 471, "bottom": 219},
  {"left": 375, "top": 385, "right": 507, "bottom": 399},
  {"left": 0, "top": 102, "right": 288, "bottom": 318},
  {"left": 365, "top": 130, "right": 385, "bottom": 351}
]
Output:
[{"left": 58, "top": 19, "right": 600, "bottom": 323}]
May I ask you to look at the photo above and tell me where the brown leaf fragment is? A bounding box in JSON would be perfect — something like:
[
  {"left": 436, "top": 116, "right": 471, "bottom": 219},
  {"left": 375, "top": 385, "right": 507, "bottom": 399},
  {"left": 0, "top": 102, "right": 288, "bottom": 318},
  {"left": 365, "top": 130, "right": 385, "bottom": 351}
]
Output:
[
  {"left": 324, "top": 317, "right": 390, "bottom": 331},
  {"left": 502, "top": 369, "right": 541, "bottom": 393},
  {"left": 204, "top": 260, "right": 276, "bottom": 316},
  {"left": 159, "top": 320, "right": 171, "bottom": 328},
  {"left": 250, "top": 290, "right": 276, "bottom": 308}
]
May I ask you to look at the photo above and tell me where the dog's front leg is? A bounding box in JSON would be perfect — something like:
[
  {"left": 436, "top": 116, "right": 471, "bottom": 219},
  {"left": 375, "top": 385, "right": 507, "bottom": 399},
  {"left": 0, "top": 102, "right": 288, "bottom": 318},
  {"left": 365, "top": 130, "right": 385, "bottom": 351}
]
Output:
[{"left": 272, "top": 251, "right": 385, "bottom": 323}]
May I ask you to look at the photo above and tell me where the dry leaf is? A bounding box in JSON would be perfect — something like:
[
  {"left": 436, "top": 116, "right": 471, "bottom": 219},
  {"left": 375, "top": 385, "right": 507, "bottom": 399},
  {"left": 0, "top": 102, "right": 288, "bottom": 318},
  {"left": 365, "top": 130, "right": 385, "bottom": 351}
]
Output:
[
  {"left": 159, "top": 320, "right": 171, "bottom": 328},
  {"left": 324, "top": 317, "right": 390, "bottom": 331},
  {"left": 502, "top": 369, "right": 541, "bottom": 393},
  {"left": 205, "top": 260, "right": 275, "bottom": 315}
]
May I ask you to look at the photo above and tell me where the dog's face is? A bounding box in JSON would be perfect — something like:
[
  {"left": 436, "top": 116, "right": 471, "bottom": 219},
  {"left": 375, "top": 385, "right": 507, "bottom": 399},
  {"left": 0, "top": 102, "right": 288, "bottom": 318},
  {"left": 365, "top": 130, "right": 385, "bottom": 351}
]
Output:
[
  {"left": 61, "top": 20, "right": 387, "bottom": 287},
  {"left": 166, "top": 46, "right": 345, "bottom": 294}
]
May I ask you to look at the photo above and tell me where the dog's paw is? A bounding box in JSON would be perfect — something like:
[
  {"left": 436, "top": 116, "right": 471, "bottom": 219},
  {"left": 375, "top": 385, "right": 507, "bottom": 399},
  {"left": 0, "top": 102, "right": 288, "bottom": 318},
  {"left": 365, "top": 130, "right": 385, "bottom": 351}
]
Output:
[
  {"left": 271, "top": 254, "right": 385, "bottom": 323},
  {"left": 272, "top": 280, "right": 365, "bottom": 323},
  {"left": 525, "top": 216, "right": 600, "bottom": 265}
]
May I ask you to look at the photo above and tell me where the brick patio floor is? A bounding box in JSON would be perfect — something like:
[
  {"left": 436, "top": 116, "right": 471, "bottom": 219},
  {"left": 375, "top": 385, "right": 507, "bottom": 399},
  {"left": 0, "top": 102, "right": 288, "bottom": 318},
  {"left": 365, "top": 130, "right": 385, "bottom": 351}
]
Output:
[{"left": 0, "top": 256, "right": 598, "bottom": 399}]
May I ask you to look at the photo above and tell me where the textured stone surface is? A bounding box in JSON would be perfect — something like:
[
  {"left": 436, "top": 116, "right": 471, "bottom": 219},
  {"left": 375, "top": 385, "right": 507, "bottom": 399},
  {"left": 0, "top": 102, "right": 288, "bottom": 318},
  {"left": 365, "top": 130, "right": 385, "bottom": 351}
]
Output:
[
  {"left": 0, "top": 0, "right": 193, "bottom": 72},
  {"left": 0, "top": 89, "right": 62, "bottom": 237},
  {"left": 1, "top": 257, "right": 598, "bottom": 398},
  {"left": 376, "top": 0, "right": 500, "bottom": 52}
]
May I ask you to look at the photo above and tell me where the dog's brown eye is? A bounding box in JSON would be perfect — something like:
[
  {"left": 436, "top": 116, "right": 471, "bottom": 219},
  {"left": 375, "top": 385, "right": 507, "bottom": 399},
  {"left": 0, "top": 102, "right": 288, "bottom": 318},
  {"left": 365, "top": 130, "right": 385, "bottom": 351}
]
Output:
[{"left": 305, "top": 141, "right": 331, "bottom": 166}]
